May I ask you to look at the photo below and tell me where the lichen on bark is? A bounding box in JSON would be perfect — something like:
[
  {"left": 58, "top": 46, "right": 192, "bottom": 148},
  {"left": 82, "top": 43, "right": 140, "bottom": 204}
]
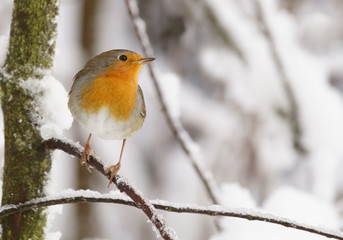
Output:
[{"left": 0, "top": 0, "right": 58, "bottom": 239}]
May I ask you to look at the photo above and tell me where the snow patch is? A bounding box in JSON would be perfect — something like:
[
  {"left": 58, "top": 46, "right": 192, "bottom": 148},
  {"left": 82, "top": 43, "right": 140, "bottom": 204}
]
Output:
[
  {"left": 0, "top": 36, "right": 8, "bottom": 67},
  {"left": 158, "top": 71, "right": 181, "bottom": 119},
  {"left": 212, "top": 185, "right": 341, "bottom": 240},
  {"left": 264, "top": 187, "right": 340, "bottom": 228},
  {"left": 19, "top": 74, "right": 73, "bottom": 139},
  {"left": 218, "top": 183, "right": 256, "bottom": 208},
  {"left": 44, "top": 205, "right": 62, "bottom": 240}
]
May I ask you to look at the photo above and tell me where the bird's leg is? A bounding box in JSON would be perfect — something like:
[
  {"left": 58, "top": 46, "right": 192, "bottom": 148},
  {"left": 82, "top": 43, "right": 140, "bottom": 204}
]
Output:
[
  {"left": 106, "top": 139, "right": 126, "bottom": 185},
  {"left": 81, "top": 133, "right": 94, "bottom": 172}
]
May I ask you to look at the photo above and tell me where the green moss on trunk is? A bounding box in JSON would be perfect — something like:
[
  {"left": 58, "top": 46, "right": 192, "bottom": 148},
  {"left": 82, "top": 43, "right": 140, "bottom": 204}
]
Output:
[{"left": 0, "top": 0, "right": 58, "bottom": 239}]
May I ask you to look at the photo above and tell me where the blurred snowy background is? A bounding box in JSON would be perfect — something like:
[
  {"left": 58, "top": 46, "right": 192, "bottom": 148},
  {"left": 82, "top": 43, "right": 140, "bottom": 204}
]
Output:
[{"left": 1, "top": 0, "right": 343, "bottom": 239}]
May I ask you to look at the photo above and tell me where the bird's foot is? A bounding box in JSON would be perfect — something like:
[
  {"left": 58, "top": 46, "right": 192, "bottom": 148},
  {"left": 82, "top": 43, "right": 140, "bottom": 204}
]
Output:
[
  {"left": 81, "top": 143, "right": 95, "bottom": 173},
  {"left": 105, "top": 162, "right": 121, "bottom": 186}
]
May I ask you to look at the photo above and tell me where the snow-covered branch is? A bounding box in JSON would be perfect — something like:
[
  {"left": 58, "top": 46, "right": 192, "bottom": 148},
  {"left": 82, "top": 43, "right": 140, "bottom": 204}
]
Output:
[
  {"left": 2, "top": 188, "right": 343, "bottom": 240},
  {"left": 124, "top": 0, "right": 219, "bottom": 206},
  {"left": 45, "top": 138, "right": 177, "bottom": 240}
]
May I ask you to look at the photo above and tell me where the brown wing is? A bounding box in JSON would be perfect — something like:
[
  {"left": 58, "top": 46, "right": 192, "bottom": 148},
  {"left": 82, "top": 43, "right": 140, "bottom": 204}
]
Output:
[{"left": 138, "top": 85, "right": 146, "bottom": 119}]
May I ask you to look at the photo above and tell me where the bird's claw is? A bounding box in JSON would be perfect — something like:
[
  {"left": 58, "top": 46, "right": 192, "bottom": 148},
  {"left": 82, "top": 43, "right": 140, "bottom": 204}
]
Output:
[
  {"left": 105, "top": 163, "right": 121, "bottom": 187},
  {"left": 81, "top": 144, "right": 95, "bottom": 173}
]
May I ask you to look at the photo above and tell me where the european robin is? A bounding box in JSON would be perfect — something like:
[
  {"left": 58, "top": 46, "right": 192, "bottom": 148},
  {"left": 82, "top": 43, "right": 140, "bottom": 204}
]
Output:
[{"left": 68, "top": 49, "right": 155, "bottom": 183}]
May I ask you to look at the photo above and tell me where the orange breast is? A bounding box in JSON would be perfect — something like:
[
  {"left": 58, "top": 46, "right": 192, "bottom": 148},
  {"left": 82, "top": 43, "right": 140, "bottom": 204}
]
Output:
[{"left": 80, "top": 64, "right": 141, "bottom": 121}]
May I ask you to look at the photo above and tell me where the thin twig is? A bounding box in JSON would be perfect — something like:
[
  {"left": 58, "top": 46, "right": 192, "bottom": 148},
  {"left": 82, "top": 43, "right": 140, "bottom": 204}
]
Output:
[
  {"left": 0, "top": 194, "right": 135, "bottom": 219},
  {"left": 45, "top": 138, "right": 177, "bottom": 240},
  {"left": 254, "top": 0, "right": 306, "bottom": 154},
  {"left": 124, "top": 0, "right": 219, "bottom": 205},
  {"left": 199, "top": 0, "right": 246, "bottom": 62},
  {"left": 3, "top": 188, "right": 343, "bottom": 240}
]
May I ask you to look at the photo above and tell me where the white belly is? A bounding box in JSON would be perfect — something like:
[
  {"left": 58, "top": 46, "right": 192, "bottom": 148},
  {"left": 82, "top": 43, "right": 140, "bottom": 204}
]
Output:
[{"left": 80, "top": 108, "right": 141, "bottom": 139}]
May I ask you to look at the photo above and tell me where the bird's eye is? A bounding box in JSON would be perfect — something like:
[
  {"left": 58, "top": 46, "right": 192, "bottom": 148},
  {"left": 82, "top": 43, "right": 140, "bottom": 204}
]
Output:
[{"left": 119, "top": 55, "right": 128, "bottom": 61}]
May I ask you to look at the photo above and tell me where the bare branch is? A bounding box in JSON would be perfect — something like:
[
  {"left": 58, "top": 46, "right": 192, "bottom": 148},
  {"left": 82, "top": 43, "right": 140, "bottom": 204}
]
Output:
[
  {"left": 254, "top": 0, "right": 306, "bottom": 154},
  {"left": 0, "top": 193, "right": 135, "bottom": 219},
  {"left": 199, "top": 0, "right": 246, "bottom": 62},
  {"left": 124, "top": 0, "right": 219, "bottom": 206},
  {"left": 3, "top": 189, "right": 343, "bottom": 240},
  {"left": 44, "top": 138, "right": 177, "bottom": 240}
]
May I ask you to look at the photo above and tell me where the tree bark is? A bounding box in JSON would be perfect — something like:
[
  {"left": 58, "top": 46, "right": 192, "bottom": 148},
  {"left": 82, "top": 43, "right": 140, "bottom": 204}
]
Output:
[{"left": 0, "top": 0, "right": 58, "bottom": 239}]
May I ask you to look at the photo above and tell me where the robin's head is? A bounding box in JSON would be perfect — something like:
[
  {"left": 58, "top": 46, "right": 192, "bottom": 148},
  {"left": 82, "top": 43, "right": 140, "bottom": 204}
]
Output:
[{"left": 76, "top": 50, "right": 155, "bottom": 80}]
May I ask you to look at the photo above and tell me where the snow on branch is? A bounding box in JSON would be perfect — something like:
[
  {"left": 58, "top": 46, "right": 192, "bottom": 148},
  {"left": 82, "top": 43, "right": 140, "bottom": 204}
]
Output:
[
  {"left": 2, "top": 186, "right": 343, "bottom": 240},
  {"left": 124, "top": 0, "right": 219, "bottom": 206},
  {"left": 45, "top": 138, "right": 177, "bottom": 240}
]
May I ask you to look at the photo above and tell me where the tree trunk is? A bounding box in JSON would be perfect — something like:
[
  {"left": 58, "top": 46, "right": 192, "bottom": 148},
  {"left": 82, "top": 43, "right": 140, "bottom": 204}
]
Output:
[{"left": 0, "top": 0, "right": 58, "bottom": 239}]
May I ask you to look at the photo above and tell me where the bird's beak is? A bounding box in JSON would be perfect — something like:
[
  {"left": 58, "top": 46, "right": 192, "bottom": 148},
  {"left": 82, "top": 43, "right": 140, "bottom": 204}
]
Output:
[{"left": 134, "top": 57, "right": 155, "bottom": 64}]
